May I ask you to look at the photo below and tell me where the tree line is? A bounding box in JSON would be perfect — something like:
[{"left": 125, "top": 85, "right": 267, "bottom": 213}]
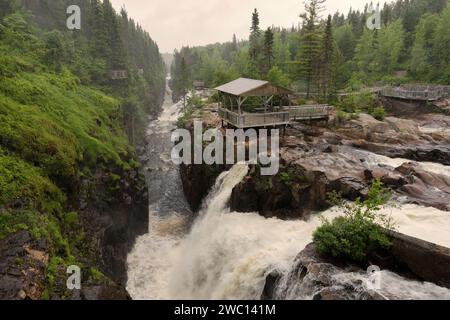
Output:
[
  {"left": 1, "top": 0, "right": 166, "bottom": 145},
  {"left": 170, "top": 0, "right": 450, "bottom": 101}
]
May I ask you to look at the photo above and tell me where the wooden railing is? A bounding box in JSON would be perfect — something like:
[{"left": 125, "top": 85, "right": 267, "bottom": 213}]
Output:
[
  {"left": 218, "top": 105, "right": 333, "bottom": 128},
  {"left": 218, "top": 108, "right": 290, "bottom": 128},
  {"left": 381, "top": 86, "right": 446, "bottom": 101},
  {"left": 439, "top": 85, "right": 450, "bottom": 95},
  {"left": 283, "top": 105, "right": 333, "bottom": 120}
]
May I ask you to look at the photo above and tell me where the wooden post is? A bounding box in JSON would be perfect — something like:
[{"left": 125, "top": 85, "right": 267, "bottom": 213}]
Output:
[
  {"left": 229, "top": 95, "right": 234, "bottom": 112},
  {"left": 237, "top": 96, "right": 248, "bottom": 115},
  {"left": 237, "top": 96, "right": 241, "bottom": 115}
]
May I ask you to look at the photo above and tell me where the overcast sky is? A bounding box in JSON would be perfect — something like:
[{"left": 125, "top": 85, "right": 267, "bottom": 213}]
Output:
[{"left": 110, "top": 0, "right": 388, "bottom": 53}]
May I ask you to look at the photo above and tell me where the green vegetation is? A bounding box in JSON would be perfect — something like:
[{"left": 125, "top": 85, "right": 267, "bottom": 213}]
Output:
[
  {"left": 371, "top": 106, "right": 386, "bottom": 121},
  {"left": 171, "top": 0, "right": 450, "bottom": 102},
  {"left": 313, "top": 180, "right": 396, "bottom": 262},
  {"left": 0, "top": 0, "right": 165, "bottom": 298},
  {"left": 176, "top": 93, "right": 206, "bottom": 128},
  {"left": 336, "top": 90, "right": 387, "bottom": 121},
  {"left": 280, "top": 172, "right": 293, "bottom": 185}
]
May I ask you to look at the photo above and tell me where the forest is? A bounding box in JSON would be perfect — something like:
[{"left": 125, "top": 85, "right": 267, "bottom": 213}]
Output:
[
  {"left": 170, "top": 0, "right": 450, "bottom": 101},
  {"left": 2, "top": 0, "right": 166, "bottom": 142},
  {"left": 0, "top": 0, "right": 165, "bottom": 298}
]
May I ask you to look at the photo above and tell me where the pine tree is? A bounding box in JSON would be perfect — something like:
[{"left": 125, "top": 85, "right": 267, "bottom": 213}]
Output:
[
  {"left": 263, "top": 27, "right": 274, "bottom": 75},
  {"left": 249, "top": 8, "right": 262, "bottom": 77},
  {"left": 410, "top": 13, "right": 439, "bottom": 79},
  {"left": 103, "top": 0, "right": 126, "bottom": 69},
  {"left": 179, "top": 57, "right": 190, "bottom": 107},
  {"left": 298, "top": 0, "right": 325, "bottom": 97},
  {"left": 381, "top": 2, "right": 392, "bottom": 26},
  {"left": 232, "top": 34, "right": 238, "bottom": 51},
  {"left": 432, "top": 3, "right": 450, "bottom": 83},
  {"left": 0, "top": 0, "right": 18, "bottom": 19},
  {"left": 320, "top": 15, "right": 334, "bottom": 99}
]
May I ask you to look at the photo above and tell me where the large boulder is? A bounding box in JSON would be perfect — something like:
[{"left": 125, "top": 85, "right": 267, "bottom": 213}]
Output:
[
  {"left": 390, "top": 232, "right": 450, "bottom": 289},
  {"left": 263, "top": 243, "right": 385, "bottom": 300}
]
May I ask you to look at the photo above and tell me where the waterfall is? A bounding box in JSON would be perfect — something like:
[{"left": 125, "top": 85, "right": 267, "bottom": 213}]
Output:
[
  {"left": 128, "top": 164, "right": 341, "bottom": 299},
  {"left": 127, "top": 88, "right": 450, "bottom": 299},
  {"left": 127, "top": 162, "right": 450, "bottom": 300}
]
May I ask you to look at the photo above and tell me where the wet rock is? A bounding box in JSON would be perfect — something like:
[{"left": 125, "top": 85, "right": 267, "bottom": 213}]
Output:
[
  {"left": 78, "top": 164, "right": 149, "bottom": 286},
  {"left": 261, "top": 270, "right": 282, "bottom": 300},
  {"left": 390, "top": 232, "right": 450, "bottom": 289},
  {"left": 395, "top": 163, "right": 450, "bottom": 211},
  {"left": 180, "top": 163, "right": 228, "bottom": 212},
  {"left": 267, "top": 244, "right": 384, "bottom": 300},
  {"left": 81, "top": 284, "right": 131, "bottom": 300},
  {"left": 0, "top": 231, "right": 47, "bottom": 300}
]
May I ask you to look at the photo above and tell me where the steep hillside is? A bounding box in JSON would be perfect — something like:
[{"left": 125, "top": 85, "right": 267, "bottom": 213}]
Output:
[{"left": 0, "top": 7, "right": 160, "bottom": 300}]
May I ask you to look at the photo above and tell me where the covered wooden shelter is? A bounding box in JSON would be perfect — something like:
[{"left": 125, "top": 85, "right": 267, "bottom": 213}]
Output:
[{"left": 215, "top": 78, "right": 293, "bottom": 129}]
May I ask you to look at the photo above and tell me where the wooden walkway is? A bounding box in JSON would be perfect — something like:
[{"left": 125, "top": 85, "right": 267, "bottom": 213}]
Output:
[
  {"left": 296, "top": 85, "right": 450, "bottom": 101},
  {"left": 284, "top": 105, "right": 333, "bottom": 121},
  {"left": 219, "top": 108, "right": 290, "bottom": 129},
  {"left": 380, "top": 85, "right": 447, "bottom": 101},
  {"left": 218, "top": 105, "right": 333, "bottom": 129}
]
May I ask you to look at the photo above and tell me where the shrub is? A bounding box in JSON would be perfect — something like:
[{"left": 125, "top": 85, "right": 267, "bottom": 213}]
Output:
[
  {"left": 313, "top": 179, "right": 396, "bottom": 262},
  {"left": 187, "top": 93, "right": 205, "bottom": 108},
  {"left": 280, "top": 172, "right": 292, "bottom": 184},
  {"left": 336, "top": 110, "right": 348, "bottom": 122},
  {"left": 371, "top": 106, "right": 386, "bottom": 121}
]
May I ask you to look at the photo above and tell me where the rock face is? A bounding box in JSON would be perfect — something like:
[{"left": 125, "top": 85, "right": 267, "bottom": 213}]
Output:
[
  {"left": 0, "top": 229, "right": 135, "bottom": 300},
  {"left": 180, "top": 163, "right": 227, "bottom": 212},
  {"left": 0, "top": 164, "right": 148, "bottom": 300},
  {"left": 229, "top": 114, "right": 450, "bottom": 219},
  {"left": 77, "top": 164, "right": 149, "bottom": 287},
  {"left": 390, "top": 232, "right": 450, "bottom": 288},
  {"left": 263, "top": 243, "right": 385, "bottom": 300},
  {"left": 0, "top": 231, "right": 47, "bottom": 300},
  {"left": 180, "top": 111, "right": 450, "bottom": 219}
]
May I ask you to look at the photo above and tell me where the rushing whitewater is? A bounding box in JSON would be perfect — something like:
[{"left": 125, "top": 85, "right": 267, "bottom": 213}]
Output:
[
  {"left": 127, "top": 86, "right": 450, "bottom": 300},
  {"left": 128, "top": 162, "right": 450, "bottom": 300}
]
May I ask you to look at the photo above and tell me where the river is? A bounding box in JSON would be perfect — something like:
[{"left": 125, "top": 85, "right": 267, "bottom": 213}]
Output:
[{"left": 126, "top": 85, "right": 450, "bottom": 300}]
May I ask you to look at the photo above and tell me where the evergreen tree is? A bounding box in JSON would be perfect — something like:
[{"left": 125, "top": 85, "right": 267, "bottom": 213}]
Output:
[
  {"left": 232, "top": 33, "right": 238, "bottom": 51},
  {"left": 298, "top": 0, "right": 325, "bottom": 97},
  {"left": 432, "top": 3, "right": 450, "bottom": 83},
  {"left": 170, "top": 0, "right": 450, "bottom": 93},
  {"left": 249, "top": 8, "right": 262, "bottom": 76},
  {"left": 320, "top": 15, "right": 334, "bottom": 98},
  {"left": 0, "top": 0, "right": 18, "bottom": 19},
  {"left": 179, "top": 56, "right": 190, "bottom": 107},
  {"left": 263, "top": 27, "right": 274, "bottom": 75},
  {"left": 410, "top": 13, "right": 439, "bottom": 79}
]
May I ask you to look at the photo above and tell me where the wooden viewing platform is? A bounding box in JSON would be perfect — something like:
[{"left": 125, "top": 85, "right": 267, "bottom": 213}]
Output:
[
  {"left": 218, "top": 107, "right": 290, "bottom": 129},
  {"left": 215, "top": 78, "right": 333, "bottom": 129}
]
